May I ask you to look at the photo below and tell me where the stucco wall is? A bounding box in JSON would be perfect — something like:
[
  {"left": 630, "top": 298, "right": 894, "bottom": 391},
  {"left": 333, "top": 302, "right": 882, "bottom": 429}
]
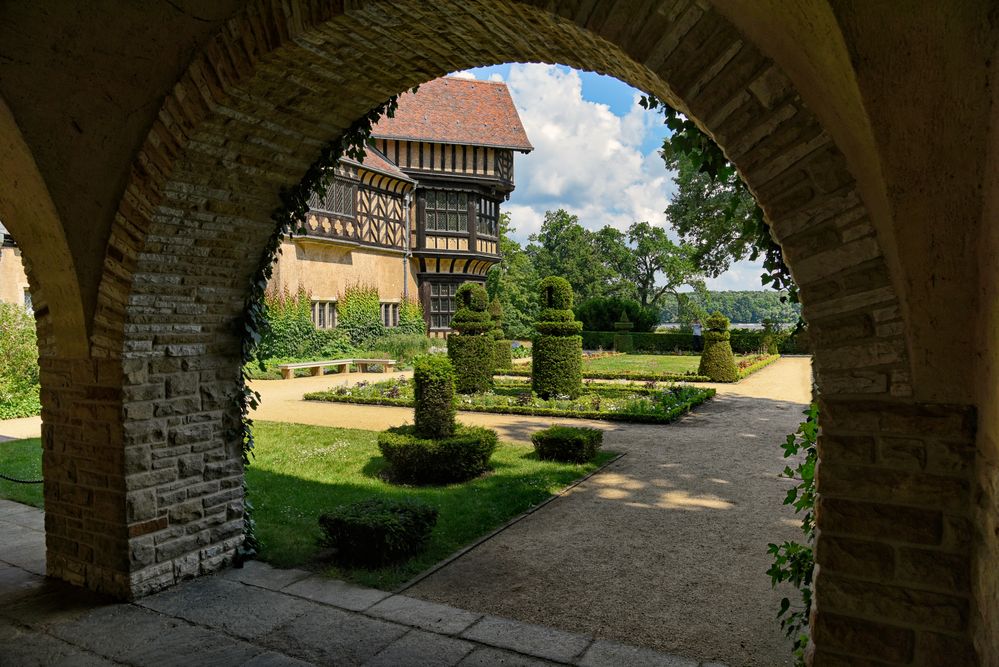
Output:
[
  {"left": 0, "top": 245, "right": 28, "bottom": 306},
  {"left": 271, "top": 239, "right": 418, "bottom": 304}
]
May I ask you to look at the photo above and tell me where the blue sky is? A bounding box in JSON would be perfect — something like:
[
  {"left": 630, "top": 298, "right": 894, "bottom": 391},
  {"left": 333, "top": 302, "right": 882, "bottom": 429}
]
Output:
[{"left": 452, "top": 63, "right": 765, "bottom": 291}]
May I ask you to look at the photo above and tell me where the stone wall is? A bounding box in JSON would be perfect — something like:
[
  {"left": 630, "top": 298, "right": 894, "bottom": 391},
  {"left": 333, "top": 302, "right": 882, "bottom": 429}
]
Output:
[
  {"left": 0, "top": 245, "right": 29, "bottom": 306},
  {"left": 0, "top": 0, "right": 992, "bottom": 661}
]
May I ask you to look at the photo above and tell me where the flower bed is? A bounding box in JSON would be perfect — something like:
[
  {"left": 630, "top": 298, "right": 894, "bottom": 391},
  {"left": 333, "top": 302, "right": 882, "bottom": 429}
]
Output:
[
  {"left": 305, "top": 378, "right": 714, "bottom": 424},
  {"left": 737, "top": 354, "right": 781, "bottom": 379}
]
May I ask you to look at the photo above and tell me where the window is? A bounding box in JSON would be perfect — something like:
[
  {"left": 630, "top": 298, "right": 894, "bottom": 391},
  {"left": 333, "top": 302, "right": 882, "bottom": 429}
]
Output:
[
  {"left": 380, "top": 302, "right": 400, "bottom": 328},
  {"left": 477, "top": 197, "right": 499, "bottom": 237},
  {"left": 429, "top": 283, "right": 457, "bottom": 330},
  {"left": 22, "top": 288, "right": 31, "bottom": 313},
  {"left": 424, "top": 190, "right": 468, "bottom": 232},
  {"left": 311, "top": 300, "right": 337, "bottom": 329},
  {"left": 308, "top": 178, "right": 355, "bottom": 217}
]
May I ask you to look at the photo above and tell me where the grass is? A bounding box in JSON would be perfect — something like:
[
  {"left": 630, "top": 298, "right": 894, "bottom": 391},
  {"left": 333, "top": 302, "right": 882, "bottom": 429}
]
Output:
[
  {"left": 502, "top": 353, "right": 779, "bottom": 383},
  {"left": 0, "top": 425, "right": 615, "bottom": 591},
  {"left": 0, "top": 437, "right": 44, "bottom": 507},
  {"left": 305, "top": 378, "right": 715, "bottom": 424},
  {"left": 247, "top": 420, "right": 615, "bottom": 589}
]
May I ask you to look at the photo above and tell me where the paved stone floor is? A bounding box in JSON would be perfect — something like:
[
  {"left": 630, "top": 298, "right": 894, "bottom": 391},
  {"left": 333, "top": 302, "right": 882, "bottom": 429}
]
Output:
[{"left": 0, "top": 499, "right": 726, "bottom": 666}]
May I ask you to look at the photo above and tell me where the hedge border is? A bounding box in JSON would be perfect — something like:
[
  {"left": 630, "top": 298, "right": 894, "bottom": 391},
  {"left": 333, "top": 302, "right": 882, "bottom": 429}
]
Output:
[
  {"left": 497, "top": 354, "right": 781, "bottom": 383},
  {"left": 737, "top": 353, "right": 781, "bottom": 379},
  {"left": 306, "top": 386, "right": 716, "bottom": 424}
]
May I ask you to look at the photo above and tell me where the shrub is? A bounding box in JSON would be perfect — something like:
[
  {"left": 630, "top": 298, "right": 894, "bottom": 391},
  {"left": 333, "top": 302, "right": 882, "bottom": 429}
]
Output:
[
  {"left": 447, "top": 334, "right": 495, "bottom": 393},
  {"left": 493, "top": 339, "right": 513, "bottom": 371},
  {"left": 574, "top": 296, "right": 659, "bottom": 333},
  {"left": 378, "top": 424, "right": 498, "bottom": 484},
  {"left": 533, "top": 277, "right": 583, "bottom": 399},
  {"left": 369, "top": 333, "right": 431, "bottom": 365},
  {"left": 413, "top": 355, "right": 456, "bottom": 439},
  {"left": 613, "top": 333, "right": 634, "bottom": 353},
  {"left": 698, "top": 311, "right": 739, "bottom": 382},
  {"left": 0, "top": 302, "right": 40, "bottom": 419},
  {"left": 448, "top": 281, "right": 494, "bottom": 393},
  {"left": 397, "top": 298, "right": 428, "bottom": 336},
  {"left": 258, "top": 286, "right": 356, "bottom": 362},
  {"left": 318, "top": 498, "right": 438, "bottom": 567},
  {"left": 531, "top": 425, "right": 603, "bottom": 463}
]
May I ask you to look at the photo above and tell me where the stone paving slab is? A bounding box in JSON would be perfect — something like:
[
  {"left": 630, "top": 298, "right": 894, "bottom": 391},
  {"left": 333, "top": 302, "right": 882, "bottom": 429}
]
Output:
[
  {"left": 0, "top": 623, "right": 117, "bottom": 667},
  {"left": 257, "top": 603, "right": 408, "bottom": 664},
  {"left": 458, "top": 646, "right": 562, "bottom": 666},
  {"left": 282, "top": 573, "right": 390, "bottom": 611},
  {"left": 222, "top": 559, "right": 312, "bottom": 591},
  {"left": 138, "top": 577, "right": 316, "bottom": 641},
  {"left": 364, "top": 627, "right": 477, "bottom": 666},
  {"left": 461, "top": 614, "right": 593, "bottom": 663},
  {"left": 367, "top": 593, "right": 483, "bottom": 635},
  {"left": 580, "top": 639, "right": 700, "bottom": 667}
]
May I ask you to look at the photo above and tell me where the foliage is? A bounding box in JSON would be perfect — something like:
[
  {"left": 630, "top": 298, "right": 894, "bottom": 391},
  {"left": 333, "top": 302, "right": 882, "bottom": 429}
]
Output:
[
  {"left": 613, "top": 332, "right": 634, "bottom": 354},
  {"left": 537, "top": 276, "right": 574, "bottom": 310},
  {"left": 639, "top": 94, "right": 797, "bottom": 303},
  {"left": 603, "top": 221, "right": 705, "bottom": 309},
  {"left": 698, "top": 312, "right": 738, "bottom": 382},
  {"left": 526, "top": 209, "right": 611, "bottom": 302},
  {"left": 338, "top": 283, "right": 386, "bottom": 348},
  {"left": 447, "top": 334, "right": 495, "bottom": 394},
  {"left": 486, "top": 213, "right": 539, "bottom": 339},
  {"left": 488, "top": 297, "right": 505, "bottom": 339},
  {"left": 413, "top": 354, "right": 456, "bottom": 439},
  {"left": 574, "top": 296, "right": 659, "bottom": 333},
  {"left": 258, "top": 287, "right": 355, "bottom": 361},
  {"left": 318, "top": 497, "right": 438, "bottom": 567},
  {"left": 531, "top": 425, "right": 603, "bottom": 463},
  {"left": 378, "top": 424, "right": 498, "bottom": 485},
  {"left": 0, "top": 438, "right": 43, "bottom": 507},
  {"left": 0, "top": 302, "right": 40, "bottom": 419},
  {"left": 398, "top": 298, "right": 428, "bottom": 336},
  {"left": 532, "top": 277, "right": 583, "bottom": 399},
  {"left": 767, "top": 403, "right": 818, "bottom": 664},
  {"left": 307, "top": 377, "right": 716, "bottom": 425},
  {"left": 245, "top": 421, "right": 613, "bottom": 589},
  {"left": 368, "top": 333, "right": 431, "bottom": 366},
  {"left": 493, "top": 338, "right": 513, "bottom": 371},
  {"left": 659, "top": 290, "right": 801, "bottom": 324}
]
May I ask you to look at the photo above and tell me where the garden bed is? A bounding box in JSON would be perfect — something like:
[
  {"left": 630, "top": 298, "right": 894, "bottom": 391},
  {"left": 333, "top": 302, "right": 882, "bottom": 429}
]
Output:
[
  {"left": 499, "top": 353, "right": 780, "bottom": 383},
  {"left": 306, "top": 378, "right": 714, "bottom": 424},
  {"left": 246, "top": 421, "right": 616, "bottom": 589}
]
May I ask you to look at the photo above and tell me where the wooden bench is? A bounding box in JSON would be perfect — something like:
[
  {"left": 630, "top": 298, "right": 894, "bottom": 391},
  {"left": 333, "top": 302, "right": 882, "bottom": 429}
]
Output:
[{"left": 276, "top": 358, "right": 397, "bottom": 380}]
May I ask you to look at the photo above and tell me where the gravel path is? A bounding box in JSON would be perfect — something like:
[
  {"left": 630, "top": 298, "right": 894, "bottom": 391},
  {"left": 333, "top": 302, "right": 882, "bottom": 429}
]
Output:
[{"left": 247, "top": 357, "right": 813, "bottom": 666}]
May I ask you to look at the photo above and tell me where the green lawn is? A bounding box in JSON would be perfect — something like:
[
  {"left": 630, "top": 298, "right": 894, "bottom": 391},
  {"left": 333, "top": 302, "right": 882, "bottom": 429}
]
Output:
[
  {"left": 582, "top": 354, "right": 704, "bottom": 374},
  {"left": 0, "top": 437, "right": 43, "bottom": 507},
  {"left": 247, "top": 421, "right": 614, "bottom": 589}
]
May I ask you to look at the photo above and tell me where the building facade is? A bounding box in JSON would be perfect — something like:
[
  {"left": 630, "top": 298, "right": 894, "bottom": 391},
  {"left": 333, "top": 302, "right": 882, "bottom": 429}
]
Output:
[
  {"left": 268, "top": 77, "right": 532, "bottom": 336},
  {"left": 0, "top": 222, "right": 30, "bottom": 309}
]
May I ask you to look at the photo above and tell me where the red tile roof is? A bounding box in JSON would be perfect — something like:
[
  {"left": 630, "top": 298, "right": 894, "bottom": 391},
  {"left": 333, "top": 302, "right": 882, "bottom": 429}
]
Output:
[
  {"left": 345, "top": 144, "right": 414, "bottom": 183},
  {"left": 372, "top": 77, "right": 533, "bottom": 152}
]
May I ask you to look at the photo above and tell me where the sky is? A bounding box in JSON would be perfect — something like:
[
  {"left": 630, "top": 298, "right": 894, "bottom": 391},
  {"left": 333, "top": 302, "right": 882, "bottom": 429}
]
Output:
[{"left": 450, "top": 63, "right": 765, "bottom": 292}]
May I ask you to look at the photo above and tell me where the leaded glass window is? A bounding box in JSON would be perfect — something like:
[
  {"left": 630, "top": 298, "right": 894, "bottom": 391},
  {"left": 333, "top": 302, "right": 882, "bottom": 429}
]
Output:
[
  {"left": 429, "top": 283, "right": 457, "bottom": 330},
  {"left": 311, "top": 300, "right": 337, "bottom": 329},
  {"left": 424, "top": 190, "right": 468, "bottom": 232},
  {"left": 308, "top": 178, "right": 355, "bottom": 217},
  {"left": 477, "top": 197, "right": 499, "bottom": 237}
]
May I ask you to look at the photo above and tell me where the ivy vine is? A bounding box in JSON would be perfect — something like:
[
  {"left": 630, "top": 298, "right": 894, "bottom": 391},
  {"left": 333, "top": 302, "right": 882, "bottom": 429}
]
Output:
[
  {"left": 232, "top": 93, "right": 405, "bottom": 555},
  {"left": 638, "top": 95, "right": 798, "bottom": 304}
]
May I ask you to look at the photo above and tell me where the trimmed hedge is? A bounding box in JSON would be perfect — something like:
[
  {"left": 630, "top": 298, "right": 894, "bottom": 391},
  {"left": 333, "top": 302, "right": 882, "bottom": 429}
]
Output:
[
  {"left": 413, "top": 355, "right": 456, "bottom": 438},
  {"left": 500, "top": 366, "right": 711, "bottom": 382},
  {"left": 447, "top": 335, "right": 495, "bottom": 394},
  {"left": 493, "top": 339, "right": 513, "bottom": 371},
  {"left": 698, "top": 312, "right": 739, "bottom": 382},
  {"left": 318, "top": 498, "right": 438, "bottom": 567},
  {"left": 613, "top": 333, "right": 634, "bottom": 353},
  {"left": 533, "top": 277, "right": 583, "bottom": 399},
  {"left": 581, "top": 328, "right": 809, "bottom": 354},
  {"left": 531, "top": 425, "right": 603, "bottom": 463},
  {"left": 532, "top": 335, "right": 583, "bottom": 399},
  {"left": 378, "top": 424, "right": 498, "bottom": 484}
]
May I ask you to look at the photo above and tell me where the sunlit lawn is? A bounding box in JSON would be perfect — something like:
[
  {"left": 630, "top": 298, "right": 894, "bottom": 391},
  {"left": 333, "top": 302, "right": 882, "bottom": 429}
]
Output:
[
  {"left": 247, "top": 420, "right": 614, "bottom": 589},
  {"left": 0, "top": 438, "right": 43, "bottom": 508}
]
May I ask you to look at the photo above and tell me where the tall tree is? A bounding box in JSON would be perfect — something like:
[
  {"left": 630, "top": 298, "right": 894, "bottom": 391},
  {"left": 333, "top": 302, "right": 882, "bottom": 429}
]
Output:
[
  {"left": 486, "top": 213, "right": 538, "bottom": 339},
  {"left": 526, "top": 209, "right": 609, "bottom": 302},
  {"left": 625, "top": 221, "right": 704, "bottom": 309}
]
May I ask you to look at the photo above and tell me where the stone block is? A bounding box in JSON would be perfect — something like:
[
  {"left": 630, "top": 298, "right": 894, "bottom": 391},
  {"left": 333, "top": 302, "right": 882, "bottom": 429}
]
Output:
[
  {"left": 257, "top": 604, "right": 407, "bottom": 664},
  {"left": 457, "top": 647, "right": 557, "bottom": 666},
  {"left": 821, "top": 574, "right": 968, "bottom": 633},
  {"left": 460, "top": 615, "right": 591, "bottom": 663},
  {"left": 579, "top": 639, "right": 698, "bottom": 666},
  {"left": 282, "top": 575, "right": 389, "bottom": 612},
  {"left": 812, "top": 611, "right": 914, "bottom": 663},
  {"left": 816, "top": 497, "right": 942, "bottom": 545},
  {"left": 815, "top": 535, "right": 894, "bottom": 580},
  {"left": 818, "top": 463, "right": 969, "bottom": 513},
  {"left": 896, "top": 547, "right": 970, "bottom": 593},
  {"left": 367, "top": 595, "right": 482, "bottom": 635},
  {"left": 364, "top": 628, "right": 476, "bottom": 667}
]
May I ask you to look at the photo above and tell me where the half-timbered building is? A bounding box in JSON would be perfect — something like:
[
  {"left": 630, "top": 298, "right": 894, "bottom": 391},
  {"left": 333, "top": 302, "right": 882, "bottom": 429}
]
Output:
[{"left": 269, "top": 76, "right": 532, "bottom": 335}]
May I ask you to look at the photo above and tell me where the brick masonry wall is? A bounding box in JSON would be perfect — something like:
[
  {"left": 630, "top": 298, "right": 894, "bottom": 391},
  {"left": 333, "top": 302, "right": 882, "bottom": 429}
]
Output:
[{"left": 31, "top": 0, "right": 978, "bottom": 659}]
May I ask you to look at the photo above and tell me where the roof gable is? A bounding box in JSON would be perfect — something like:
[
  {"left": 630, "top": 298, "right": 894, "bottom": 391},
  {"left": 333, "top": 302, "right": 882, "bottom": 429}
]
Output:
[{"left": 372, "top": 77, "right": 533, "bottom": 152}]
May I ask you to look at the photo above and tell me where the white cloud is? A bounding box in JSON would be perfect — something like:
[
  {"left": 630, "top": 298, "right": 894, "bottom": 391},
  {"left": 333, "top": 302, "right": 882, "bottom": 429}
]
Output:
[
  {"left": 704, "top": 260, "right": 766, "bottom": 291},
  {"left": 449, "top": 70, "right": 477, "bottom": 80},
  {"left": 503, "top": 64, "right": 676, "bottom": 244}
]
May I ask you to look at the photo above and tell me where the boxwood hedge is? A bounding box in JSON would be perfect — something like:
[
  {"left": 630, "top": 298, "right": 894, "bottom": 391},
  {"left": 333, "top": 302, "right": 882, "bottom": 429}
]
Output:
[
  {"left": 531, "top": 425, "right": 603, "bottom": 463},
  {"left": 532, "top": 277, "right": 583, "bottom": 399},
  {"left": 318, "top": 498, "right": 438, "bottom": 567},
  {"left": 378, "top": 424, "right": 498, "bottom": 484},
  {"left": 413, "top": 354, "right": 456, "bottom": 438},
  {"left": 698, "top": 312, "right": 739, "bottom": 382}
]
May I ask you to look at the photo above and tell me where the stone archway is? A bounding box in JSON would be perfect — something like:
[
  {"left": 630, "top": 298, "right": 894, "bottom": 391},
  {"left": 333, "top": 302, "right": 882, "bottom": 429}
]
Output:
[{"left": 12, "top": 1, "right": 978, "bottom": 663}]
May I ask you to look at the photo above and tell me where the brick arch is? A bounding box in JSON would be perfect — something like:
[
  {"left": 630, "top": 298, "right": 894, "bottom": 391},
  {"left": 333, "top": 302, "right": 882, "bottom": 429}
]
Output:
[
  {"left": 0, "top": 94, "right": 88, "bottom": 359},
  {"left": 45, "top": 0, "right": 973, "bottom": 661}
]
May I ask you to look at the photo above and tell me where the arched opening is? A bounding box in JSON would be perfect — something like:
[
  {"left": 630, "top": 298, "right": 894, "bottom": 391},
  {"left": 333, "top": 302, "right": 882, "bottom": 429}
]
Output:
[{"left": 0, "top": 1, "right": 986, "bottom": 664}]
